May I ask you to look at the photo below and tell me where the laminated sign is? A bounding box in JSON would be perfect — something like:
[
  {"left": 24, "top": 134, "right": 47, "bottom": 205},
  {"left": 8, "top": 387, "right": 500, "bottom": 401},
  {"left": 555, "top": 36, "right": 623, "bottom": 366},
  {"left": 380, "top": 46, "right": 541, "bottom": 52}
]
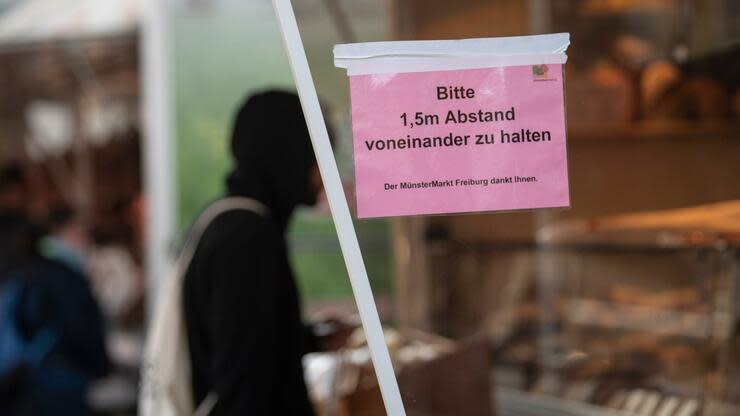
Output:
[{"left": 334, "top": 33, "right": 571, "bottom": 218}]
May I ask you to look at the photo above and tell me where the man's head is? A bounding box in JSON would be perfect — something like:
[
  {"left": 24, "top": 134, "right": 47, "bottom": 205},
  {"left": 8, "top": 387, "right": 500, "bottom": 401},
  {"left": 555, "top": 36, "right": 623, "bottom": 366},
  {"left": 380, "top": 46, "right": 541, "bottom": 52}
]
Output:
[
  {"left": 0, "top": 163, "right": 27, "bottom": 213},
  {"left": 227, "top": 90, "right": 326, "bottom": 227},
  {"left": 47, "top": 207, "right": 89, "bottom": 252}
]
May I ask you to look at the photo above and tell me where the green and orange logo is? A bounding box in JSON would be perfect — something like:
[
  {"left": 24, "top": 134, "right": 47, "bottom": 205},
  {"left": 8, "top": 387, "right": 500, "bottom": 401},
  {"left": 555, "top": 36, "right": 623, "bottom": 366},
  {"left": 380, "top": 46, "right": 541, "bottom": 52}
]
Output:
[{"left": 532, "top": 64, "right": 552, "bottom": 81}]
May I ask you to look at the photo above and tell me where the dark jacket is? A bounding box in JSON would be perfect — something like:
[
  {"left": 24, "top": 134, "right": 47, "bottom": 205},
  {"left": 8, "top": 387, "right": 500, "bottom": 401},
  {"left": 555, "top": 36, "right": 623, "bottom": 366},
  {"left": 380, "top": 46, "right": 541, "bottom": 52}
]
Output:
[
  {"left": 0, "top": 212, "right": 40, "bottom": 279},
  {"left": 183, "top": 91, "right": 318, "bottom": 415},
  {"left": 1, "top": 258, "right": 111, "bottom": 416}
]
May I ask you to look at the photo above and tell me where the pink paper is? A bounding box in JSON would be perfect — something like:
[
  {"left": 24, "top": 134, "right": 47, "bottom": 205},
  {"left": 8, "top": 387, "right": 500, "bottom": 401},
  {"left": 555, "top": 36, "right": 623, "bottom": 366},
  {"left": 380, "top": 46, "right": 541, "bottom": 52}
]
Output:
[{"left": 349, "top": 64, "right": 570, "bottom": 218}]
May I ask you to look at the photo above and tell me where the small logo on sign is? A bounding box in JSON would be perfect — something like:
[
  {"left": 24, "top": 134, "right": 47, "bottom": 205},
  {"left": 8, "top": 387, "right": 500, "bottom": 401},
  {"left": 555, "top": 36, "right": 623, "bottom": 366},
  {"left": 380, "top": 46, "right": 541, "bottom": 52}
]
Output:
[{"left": 532, "top": 64, "right": 555, "bottom": 81}]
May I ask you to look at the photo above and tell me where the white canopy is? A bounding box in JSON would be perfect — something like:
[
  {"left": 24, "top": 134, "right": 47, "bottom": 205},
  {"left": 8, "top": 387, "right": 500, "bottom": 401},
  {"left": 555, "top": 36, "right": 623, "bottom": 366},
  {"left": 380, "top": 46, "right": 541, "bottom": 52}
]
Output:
[{"left": 0, "top": 0, "right": 141, "bottom": 45}]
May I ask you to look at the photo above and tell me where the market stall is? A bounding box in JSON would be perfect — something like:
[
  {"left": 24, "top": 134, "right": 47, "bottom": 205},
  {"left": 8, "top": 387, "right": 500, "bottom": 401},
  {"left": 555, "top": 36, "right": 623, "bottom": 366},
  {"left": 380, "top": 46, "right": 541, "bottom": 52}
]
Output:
[
  {"left": 0, "top": 1, "right": 152, "bottom": 412},
  {"left": 387, "top": 1, "right": 740, "bottom": 415}
]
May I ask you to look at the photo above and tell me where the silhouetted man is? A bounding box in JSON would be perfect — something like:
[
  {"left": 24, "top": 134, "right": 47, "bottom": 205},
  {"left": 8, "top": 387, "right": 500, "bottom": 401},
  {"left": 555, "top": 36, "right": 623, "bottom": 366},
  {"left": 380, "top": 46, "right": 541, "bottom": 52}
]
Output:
[{"left": 183, "top": 91, "right": 342, "bottom": 415}]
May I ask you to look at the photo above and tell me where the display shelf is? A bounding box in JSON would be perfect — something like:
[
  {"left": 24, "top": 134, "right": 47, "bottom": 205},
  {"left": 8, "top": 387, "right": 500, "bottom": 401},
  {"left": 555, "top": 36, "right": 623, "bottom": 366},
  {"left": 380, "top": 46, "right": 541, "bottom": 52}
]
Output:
[
  {"left": 530, "top": 202, "right": 740, "bottom": 415},
  {"left": 497, "top": 386, "right": 634, "bottom": 416},
  {"left": 568, "top": 121, "right": 740, "bottom": 142},
  {"left": 496, "top": 386, "right": 740, "bottom": 416},
  {"left": 537, "top": 200, "right": 740, "bottom": 249},
  {"left": 564, "top": 298, "right": 722, "bottom": 340}
]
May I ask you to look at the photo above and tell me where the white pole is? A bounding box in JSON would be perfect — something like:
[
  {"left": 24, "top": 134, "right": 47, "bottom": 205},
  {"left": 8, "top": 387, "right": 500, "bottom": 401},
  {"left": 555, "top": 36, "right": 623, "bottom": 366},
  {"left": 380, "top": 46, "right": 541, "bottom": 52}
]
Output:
[
  {"left": 141, "top": 0, "right": 176, "bottom": 318},
  {"left": 271, "top": 1, "right": 406, "bottom": 414}
]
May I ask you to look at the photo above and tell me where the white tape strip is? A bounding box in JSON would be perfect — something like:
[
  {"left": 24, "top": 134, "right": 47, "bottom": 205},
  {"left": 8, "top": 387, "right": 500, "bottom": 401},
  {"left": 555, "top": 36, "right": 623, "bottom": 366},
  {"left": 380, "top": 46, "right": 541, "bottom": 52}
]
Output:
[
  {"left": 340, "top": 54, "right": 568, "bottom": 75},
  {"left": 270, "top": 1, "right": 407, "bottom": 415},
  {"left": 335, "top": 33, "right": 570, "bottom": 75}
]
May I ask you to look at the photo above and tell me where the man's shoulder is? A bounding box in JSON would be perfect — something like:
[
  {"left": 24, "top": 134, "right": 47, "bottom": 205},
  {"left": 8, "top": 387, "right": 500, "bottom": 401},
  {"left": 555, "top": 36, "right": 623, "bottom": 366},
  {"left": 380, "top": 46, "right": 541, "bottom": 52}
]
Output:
[
  {"left": 201, "top": 207, "right": 278, "bottom": 247},
  {"left": 2, "top": 257, "right": 88, "bottom": 300},
  {"left": 34, "top": 258, "right": 88, "bottom": 285}
]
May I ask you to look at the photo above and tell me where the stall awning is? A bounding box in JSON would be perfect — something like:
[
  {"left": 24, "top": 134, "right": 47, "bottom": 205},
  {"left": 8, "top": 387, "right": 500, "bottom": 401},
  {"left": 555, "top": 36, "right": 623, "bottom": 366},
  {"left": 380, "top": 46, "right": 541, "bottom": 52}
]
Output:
[{"left": 0, "top": 0, "right": 140, "bottom": 46}]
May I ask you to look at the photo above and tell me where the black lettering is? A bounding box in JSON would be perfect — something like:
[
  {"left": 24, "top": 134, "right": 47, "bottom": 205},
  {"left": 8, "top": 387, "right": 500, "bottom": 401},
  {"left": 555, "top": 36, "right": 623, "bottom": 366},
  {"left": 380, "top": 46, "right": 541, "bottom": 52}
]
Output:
[
  {"left": 505, "top": 107, "right": 516, "bottom": 120},
  {"left": 436, "top": 86, "right": 476, "bottom": 100},
  {"left": 436, "top": 86, "right": 448, "bottom": 100}
]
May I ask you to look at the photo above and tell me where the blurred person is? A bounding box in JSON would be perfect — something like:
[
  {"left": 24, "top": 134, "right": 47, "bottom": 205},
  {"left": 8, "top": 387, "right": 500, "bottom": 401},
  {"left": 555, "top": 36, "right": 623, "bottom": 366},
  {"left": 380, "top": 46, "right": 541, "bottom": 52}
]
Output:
[
  {"left": 88, "top": 198, "right": 144, "bottom": 326},
  {"left": 88, "top": 241, "right": 142, "bottom": 326},
  {"left": 0, "top": 164, "right": 38, "bottom": 278},
  {"left": 0, "top": 202, "right": 110, "bottom": 415},
  {"left": 40, "top": 207, "right": 89, "bottom": 275},
  {"left": 183, "top": 91, "right": 350, "bottom": 415},
  {"left": 43, "top": 206, "right": 142, "bottom": 325},
  {"left": 0, "top": 163, "right": 26, "bottom": 214}
]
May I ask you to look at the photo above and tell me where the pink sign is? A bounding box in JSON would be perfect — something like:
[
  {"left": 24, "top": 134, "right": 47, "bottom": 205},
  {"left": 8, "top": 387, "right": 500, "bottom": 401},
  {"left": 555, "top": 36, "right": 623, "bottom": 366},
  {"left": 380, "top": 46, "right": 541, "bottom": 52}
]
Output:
[{"left": 348, "top": 64, "right": 570, "bottom": 218}]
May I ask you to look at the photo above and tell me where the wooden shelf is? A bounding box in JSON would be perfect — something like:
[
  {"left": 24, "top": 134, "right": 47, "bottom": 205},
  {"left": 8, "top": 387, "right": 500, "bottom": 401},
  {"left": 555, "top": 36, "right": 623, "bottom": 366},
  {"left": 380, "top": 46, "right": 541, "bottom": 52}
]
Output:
[
  {"left": 564, "top": 298, "right": 720, "bottom": 340},
  {"left": 568, "top": 121, "right": 740, "bottom": 142}
]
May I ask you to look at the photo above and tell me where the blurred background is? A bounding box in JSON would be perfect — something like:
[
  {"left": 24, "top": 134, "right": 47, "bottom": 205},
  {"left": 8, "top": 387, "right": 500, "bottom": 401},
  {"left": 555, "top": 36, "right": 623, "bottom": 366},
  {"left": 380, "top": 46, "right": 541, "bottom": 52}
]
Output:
[{"left": 0, "top": 0, "right": 739, "bottom": 415}]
